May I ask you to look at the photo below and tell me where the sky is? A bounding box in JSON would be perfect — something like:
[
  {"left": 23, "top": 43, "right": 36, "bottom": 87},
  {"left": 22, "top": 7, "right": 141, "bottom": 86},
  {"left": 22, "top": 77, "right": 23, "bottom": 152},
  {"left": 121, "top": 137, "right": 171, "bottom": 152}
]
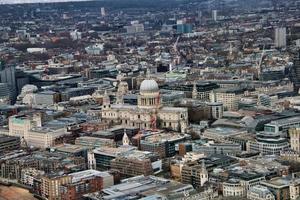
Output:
[{"left": 0, "top": 0, "right": 91, "bottom": 4}]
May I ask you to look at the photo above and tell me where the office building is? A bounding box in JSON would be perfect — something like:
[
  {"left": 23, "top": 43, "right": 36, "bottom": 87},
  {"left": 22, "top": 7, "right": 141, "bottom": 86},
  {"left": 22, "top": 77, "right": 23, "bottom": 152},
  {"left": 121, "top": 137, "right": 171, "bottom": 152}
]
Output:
[
  {"left": 223, "top": 172, "right": 265, "bottom": 198},
  {"left": 21, "top": 168, "right": 45, "bottom": 187},
  {"left": 223, "top": 179, "right": 246, "bottom": 197},
  {"left": 247, "top": 185, "right": 275, "bottom": 200},
  {"left": 140, "top": 132, "right": 187, "bottom": 158},
  {"left": 110, "top": 150, "right": 162, "bottom": 177},
  {"left": 83, "top": 175, "right": 196, "bottom": 200},
  {"left": 193, "top": 143, "right": 242, "bottom": 156},
  {"left": 41, "top": 174, "right": 72, "bottom": 200},
  {"left": 0, "top": 151, "right": 86, "bottom": 180},
  {"left": 261, "top": 176, "right": 292, "bottom": 200},
  {"left": 161, "top": 81, "right": 219, "bottom": 101},
  {"left": 53, "top": 144, "right": 88, "bottom": 160},
  {"left": 0, "top": 83, "right": 11, "bottom": 104},
  {"left": 290, "top": 51, "right": 300, "bottom": 92},
  {"left": 208, "top": 102, "right": 224, "bottom": 119},
  {"left": 33, "top": 91, "right": 59, "bottom": 106},
  {"left": 275, "top": 27, "right": 287, "bottom": 48},
  {"left": 0, "top": 62, "right": 17, "bottom": 102},
  {"left": 60, "top": 170, "right": 114, "bottom": 200},
  {"left": 75, "top": 136, "right": 116, "bottom": 148},
  {"left": 8, "top": 114, "right": 70, "bottom": 148},
  {"left": 247, "top": 132, "right": 289, "bottom": 155},
  {"left": 176, "top": 24, "right": 193, "bottom": 34},
  {"left": 92, "top": 146, "right": 136, "bottom": 169},
  {"left": 212, "top": 10, "right": 218, "bottom": 21},
  {"left": 0, "top": 134, "right": 20, "bottom": 153},
  {"left": 264, "top": 116, "right": 300, "bottom": 135},
  {"left": 125, "top": 23, "right": 144, "bottom": 34},
  {"left": 181, "top": 161, "right": 208, "bottom": 189},
  {"left": 210, "top": 87, "right": 245, "bottom": 111},
  {"left": 100, "top": 7, "right": 106, "bottom": 16}
]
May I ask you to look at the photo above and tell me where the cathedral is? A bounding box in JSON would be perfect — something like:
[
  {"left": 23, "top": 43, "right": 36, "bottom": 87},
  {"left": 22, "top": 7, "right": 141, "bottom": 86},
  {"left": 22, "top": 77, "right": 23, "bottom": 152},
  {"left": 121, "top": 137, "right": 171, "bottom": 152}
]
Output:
[{"left": 101, "top": 78, "right": 188, "bottom": 133}]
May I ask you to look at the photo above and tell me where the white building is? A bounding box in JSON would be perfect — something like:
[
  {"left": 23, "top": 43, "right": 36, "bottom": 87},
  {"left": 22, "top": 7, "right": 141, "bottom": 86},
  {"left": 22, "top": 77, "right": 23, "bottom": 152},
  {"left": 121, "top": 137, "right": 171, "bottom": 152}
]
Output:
[
  {"left": 212, "top": 10, "right": 218, "bottom": 21},
  {"left": 8, "top": 114, "right": 69, "bottom": 148},
  {"left": 85, "top": 43, "right": 104, "bottom": 55},
  {"left": 223, "top": 179, "right": 245, "bottom": 197},
  {"left": 125, "top": 23, "right": 144, "bottom": 34},
  {"left": 275, "top": 27, "right": 287, "bottom": 48},
  {"left": 247, "top": 132, "right": 289, "bottom": 155},
  {"left": 27, "top": 48, "right": 46, "bottom": 53},
  {"left": 101, "top": 7, "right": 106, "bottom": 17},
  {"left": 210, "top": 88, "right": 244, "bottom": 111},
  {"left": 70, "top": 30, "right": 82, "bottom": 40},
  {"left": 247, "top": 185, "right": 275, "bottom": 200},
  {"left": 69, "top": 169, "right": 114, "bottom": 188}
]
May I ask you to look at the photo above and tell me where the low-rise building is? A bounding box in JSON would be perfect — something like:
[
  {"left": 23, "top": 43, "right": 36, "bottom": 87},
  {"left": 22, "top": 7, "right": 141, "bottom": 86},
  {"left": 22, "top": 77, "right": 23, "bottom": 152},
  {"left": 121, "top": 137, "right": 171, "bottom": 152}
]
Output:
[
  {"left": 92, "top": 146, "right": 136, "bottom": 170},
  {"left": 60, "top": 170, "right": 114, "bottom": 200},
  {"left": 110, "top": 150, "right": 162, "bottom": 178},
  {"left": 21, "top": 168, "right": 45, "bottom": 187},
  {"left": 181, "top": 160, "right": 208, "bottom": 189},
  {"left": 0, "top": 134, "right": 20, "bottom": 153},
  {"left": 247, "top": 132, "right": 289, "bottom": 155},
  {"left": 41, "top": 173, "right": 72, "bottom": 200},
  {"left": 140, "top": 132, "right": 188, "bottom": 158},
  {"left": 75, "top": 136, "right": 116, "bottom": 148},
  {"left": 247, "top": 185, "right": 275, "bottom": 200},
  {"left": 83, "top": 175, "right": 198, "bottom": 200}
]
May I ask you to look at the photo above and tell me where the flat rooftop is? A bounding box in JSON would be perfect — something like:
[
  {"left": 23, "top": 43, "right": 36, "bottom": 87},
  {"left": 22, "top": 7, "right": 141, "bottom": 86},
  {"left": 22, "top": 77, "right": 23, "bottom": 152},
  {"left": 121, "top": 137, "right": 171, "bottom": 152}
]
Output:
[
  {"left": 205, "top": 127, "right": 245, "bottom": 136},
  {"left": 261, "top": 176, "right": 292, "bottom": 188},
  {"left": 93, "top": 146, "right": 136, "bottom": 157},
  {"left": 141, "top": 132, "right": 186, "bottom": 144},
  {"left": 54, "top": 144, "right": 86, "bottom": 153},
  {"left": 267, "top": 116, "right": 300, "bottom": 126},
  {"left": 69, "top": 169, "right": 112, "bottom": 183}
]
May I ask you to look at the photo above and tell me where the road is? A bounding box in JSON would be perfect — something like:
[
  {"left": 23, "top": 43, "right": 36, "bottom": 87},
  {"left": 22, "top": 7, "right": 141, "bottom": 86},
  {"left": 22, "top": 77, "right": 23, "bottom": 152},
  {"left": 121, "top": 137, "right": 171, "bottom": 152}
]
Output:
[{"left": 0, "top": 186, "right": 36, "bottom": 200}]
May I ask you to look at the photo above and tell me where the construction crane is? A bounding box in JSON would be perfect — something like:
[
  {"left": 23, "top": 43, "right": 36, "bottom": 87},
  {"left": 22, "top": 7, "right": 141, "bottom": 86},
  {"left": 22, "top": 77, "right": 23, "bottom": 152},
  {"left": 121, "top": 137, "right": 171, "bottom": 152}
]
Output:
[
  {"left": 256, "top": 45, "right": 266, "bottom": 78},
  {"left": 171, "top": 36, "right": 181, "bottom": 68},
  {"left": 173, "top": 36, "right": 180, "bottom": 53}
]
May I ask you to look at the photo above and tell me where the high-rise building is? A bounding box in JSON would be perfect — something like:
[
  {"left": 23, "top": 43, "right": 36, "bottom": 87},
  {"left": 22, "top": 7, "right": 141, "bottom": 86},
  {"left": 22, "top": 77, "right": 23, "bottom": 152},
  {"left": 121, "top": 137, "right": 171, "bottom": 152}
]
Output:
[
  {"left": 0, "top": 61, "right": 17, "bottom": 102},
  {"left": 197, "top": 10, "right": 202, "bottom": 22},
  {"left": 290, "top": 51, "right": 300, "bottom": 92},
  {"left": 0, "top": 83, "right": 11, "bottom": 104},
  {"left": 275, "top": 27, "right": 287, "bottom": 48},
  {"left": 101, "top": 7, "right": 106, "bottom": 17},
  {"left": 212, "top": 10, "right": 218, "bottom": 21}
]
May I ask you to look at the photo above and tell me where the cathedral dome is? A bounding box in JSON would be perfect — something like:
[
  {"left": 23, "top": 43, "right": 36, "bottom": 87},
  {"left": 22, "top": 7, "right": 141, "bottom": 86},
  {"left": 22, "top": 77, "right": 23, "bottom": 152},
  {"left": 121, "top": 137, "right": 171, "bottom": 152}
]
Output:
[{"left": 140, "top": 79, "right": 159, "bottom": 93}]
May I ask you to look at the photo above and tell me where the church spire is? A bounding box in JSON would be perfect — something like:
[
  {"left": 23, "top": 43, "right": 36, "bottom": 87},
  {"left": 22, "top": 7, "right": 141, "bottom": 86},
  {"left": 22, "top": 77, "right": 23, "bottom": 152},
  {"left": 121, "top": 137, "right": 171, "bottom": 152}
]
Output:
[
  {"left": 102, "top": 90, "right": 110, "bottom": 109},
  {"left": 192, "top": 81, "right": 197, "bottom": 99},
  {"left": 122, "top": 129, "right": 130, "bottom": 146},
  {"left": 201, "top": 159, "right": 207, "bottom": 172}
]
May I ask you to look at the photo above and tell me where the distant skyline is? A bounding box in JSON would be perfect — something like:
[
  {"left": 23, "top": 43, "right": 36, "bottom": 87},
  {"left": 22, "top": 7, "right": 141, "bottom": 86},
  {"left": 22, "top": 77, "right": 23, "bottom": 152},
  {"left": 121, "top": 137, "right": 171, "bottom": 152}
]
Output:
[{"left": 0, "top": 0, "right": 92, "bottom": 4}]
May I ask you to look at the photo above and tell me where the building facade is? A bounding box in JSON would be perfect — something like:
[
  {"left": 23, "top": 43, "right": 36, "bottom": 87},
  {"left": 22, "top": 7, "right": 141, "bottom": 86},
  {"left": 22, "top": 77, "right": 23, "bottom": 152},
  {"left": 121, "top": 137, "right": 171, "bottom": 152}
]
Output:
[{"left": 181, "top": 161, "right": 208, "bottom": 189}]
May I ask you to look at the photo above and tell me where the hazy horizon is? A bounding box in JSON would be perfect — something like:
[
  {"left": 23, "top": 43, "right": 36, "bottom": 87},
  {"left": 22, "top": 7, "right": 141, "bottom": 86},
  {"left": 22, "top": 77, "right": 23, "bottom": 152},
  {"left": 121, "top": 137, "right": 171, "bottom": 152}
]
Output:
[{"left": 0, "top": 0, "right": 93, "bottom": 4}]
